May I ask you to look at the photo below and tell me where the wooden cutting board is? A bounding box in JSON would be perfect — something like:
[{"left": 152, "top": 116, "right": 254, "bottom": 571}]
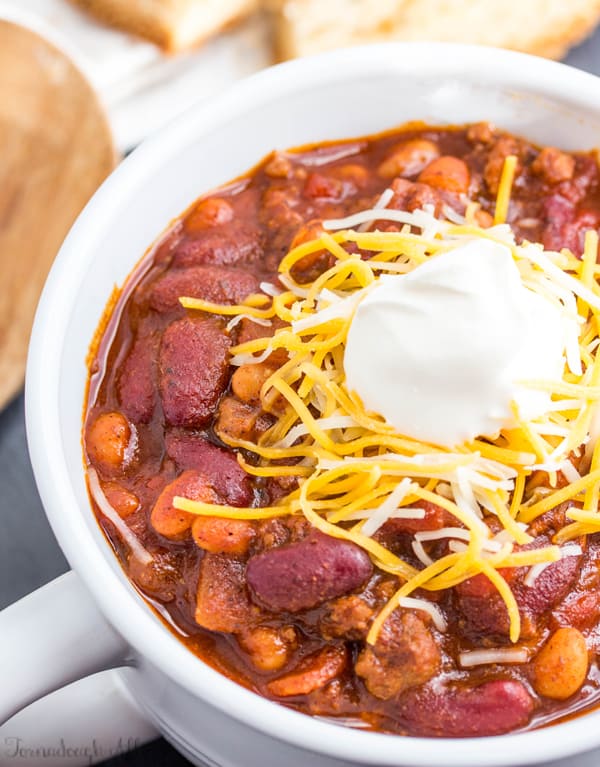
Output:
[{"left": 0, "top": 20, "right": 116, "bottom": 409}]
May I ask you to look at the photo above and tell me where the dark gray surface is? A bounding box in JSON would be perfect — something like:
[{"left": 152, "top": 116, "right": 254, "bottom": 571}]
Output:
[{"left": 1, "top": 29, "right": 600, "bottom": 767}]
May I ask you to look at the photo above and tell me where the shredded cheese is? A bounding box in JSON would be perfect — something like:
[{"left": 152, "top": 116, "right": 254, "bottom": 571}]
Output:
[
  {"left": 88, "top": 468, "right": 153, "bottom": 565},
  {"left": 494, "top": 155, "right": 518, "bottom": 225},
  {"left": 174, "top": 184, "right": 600, "bottom": 647},
  {"left": 459, "top": 647, "right": 529, "bottom": 667},
  {"left": 398, "top": 597, "right": 447, "bottom": 632}
]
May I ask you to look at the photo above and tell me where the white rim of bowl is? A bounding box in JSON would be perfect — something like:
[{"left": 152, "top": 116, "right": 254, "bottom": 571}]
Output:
[{"left": 25, "top": 42, "right": 600, "bottom": 766}]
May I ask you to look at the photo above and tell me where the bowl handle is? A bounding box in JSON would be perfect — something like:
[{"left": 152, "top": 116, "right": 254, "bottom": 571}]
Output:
[{"left": 0, "top": 571, "right": 158, "bottom": 765}]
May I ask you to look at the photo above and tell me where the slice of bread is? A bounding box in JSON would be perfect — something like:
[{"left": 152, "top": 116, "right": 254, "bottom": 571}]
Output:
[
  {"left": 272, "top": 0, "right": 600, "bottom": 60},
  {"left": 70, "top": 0, "right": 259, "bottom": 51}
]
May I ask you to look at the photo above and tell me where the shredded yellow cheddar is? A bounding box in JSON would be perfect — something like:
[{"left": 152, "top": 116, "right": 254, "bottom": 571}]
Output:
[{"left": 172, "top": 184, "right": 600, "bottom": 645}]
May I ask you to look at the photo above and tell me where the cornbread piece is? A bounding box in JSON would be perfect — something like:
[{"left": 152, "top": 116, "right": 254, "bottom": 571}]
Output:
[
  {"left": 272, "top": 0, "right": 600, "bottom": 60},
  {"left": 70, "top": 0, "right": 259, "bottom": 51}
]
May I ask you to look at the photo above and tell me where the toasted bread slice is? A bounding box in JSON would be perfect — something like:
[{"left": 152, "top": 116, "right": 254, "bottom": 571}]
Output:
[
  {"left": 70, "top": 0, "right": 259, "bottom": 51},
  {"left": 273, "top": 0, "right": 600, "bottom": 60}
]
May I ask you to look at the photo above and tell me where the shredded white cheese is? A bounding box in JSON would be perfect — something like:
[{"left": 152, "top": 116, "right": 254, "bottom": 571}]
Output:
[
  {"left": 459, "top": 648, "right": 529, "bottom": 667},
  {"left": 398, "top": 596, "right": 447, "bottom": 632},
  {"left": 87, "top": 468, "right": 153, "bottom": 565}
]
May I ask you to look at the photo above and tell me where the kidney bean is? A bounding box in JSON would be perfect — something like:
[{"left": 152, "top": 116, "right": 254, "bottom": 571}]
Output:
[
  {"left": 541, "top": 194, "right": 578, "bottom": 252},
  {"left": 246, "top": 531, "right": 373, "bottom": 612},
  {"left": 378, "top": 139, "right": 440, "bottom": 179},
  {"left": 551, "top": 541, "right": 600, "bottom": 631},
  {"left": 355, "top": 611, "right": 440, "bottom": 699},
  {"left": 267, "top": 645, "right": 347, "bottom": 697},
  {"left": 192, "top": 516, "right": 255, "bottom": 556},
  {"left": 150, "top": 469, "right": 217, "bottom": 540},
  {"left": 172, "top": 221, "right": 263, "bottom": 267},
  {"left": 554, "top": 590, "right": 600, "bottom": 636},
  {"left": 456, "top": 536, "right": 581, "bottom": 638},
  {"left": 159, "top": 317, "right": 230, "bottom": 428},
  {"left": 532, "top": 627, "right": 589, "bottom": 700},
  {"left": 117, "top": 327, "right": 159, "bottom": 424},
  {"left": 399, "top": 680, "right": 534, "bottom": 737},
  {"left": 165, "top": 431, "right": 252, "bottom": 506},
  {"left": 520, "top": 552, "right": 582, "bottom": 616},
  {"left": 86, "top": 411, "right": 135, "bottom": 475},
  {"left": 379, "top": 500, "right": 455, "bottom": 536},
  {"left": 148, "top": 265, "right": 259, "bottom": 313}
]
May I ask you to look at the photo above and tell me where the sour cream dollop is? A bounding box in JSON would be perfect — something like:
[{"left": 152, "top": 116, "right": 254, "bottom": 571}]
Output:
[{"left": 343, "top": 240, "right": 567, "bottom": 447}]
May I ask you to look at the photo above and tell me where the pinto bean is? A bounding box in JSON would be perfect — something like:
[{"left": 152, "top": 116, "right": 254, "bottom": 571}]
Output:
[
  {"left": 417, "top": 156, "right": 470, "bottom": 194},
  {"left": 159, "top": 317, "right": 230, "bottom": 428},
  {"left": 231, "top": 362, "right": 276, "bottom": 404},
  {"left": 532, "top": 627, "right": 589, "bottom": 700},
  {"left": 184, "top": 197, "right": 234, "bottom": 233},
  {"left": 246, "top": 531, "right": 373, "bottom": 612},
  {"left": 148, "top": 265, "right": 259, "bottom": 313},
  {"left": 267, "top": 645, "right": 347, "bottom": 697},
  {"left": 331, "top": 163, "right": 369, "bottom": 188},
  {"left": 150, "top": 470, "right": 216, "bottom": 540},
  {"left": 355, "top": 611, "right": 440, "bottom": 699},
  {"left": 102, "top": 482, "right": 140, "bottom": 518},
  {"left": 475, "top": 208, "right": 494, "bottom": 228},
  {"left": 399, "top": 680, "right": 534, "bottom": 737},
  {"left": 378, "top": 139, "right": 440, "bottom": 179},
  {"left": 192, "top": 516, "right": 255, "bottom": 556},
  {"left": 86, "top": 411, "right": 135, "bottom": 474},
  {"left": 238, "top": 625, "right": 297, "bottom": 672}
]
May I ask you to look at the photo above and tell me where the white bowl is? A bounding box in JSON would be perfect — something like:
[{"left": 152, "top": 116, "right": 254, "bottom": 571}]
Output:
[{"left": 22, "top": 43, "right": 600, "bottom": 767}]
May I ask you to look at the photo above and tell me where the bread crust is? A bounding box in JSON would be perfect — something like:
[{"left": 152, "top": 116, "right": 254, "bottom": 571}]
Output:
[
  {"left": 70, "top": 0, "right": 258, "bottom": 51},
  {"left": 272, "top": 0, "right": 600, "bottom": 61}
]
